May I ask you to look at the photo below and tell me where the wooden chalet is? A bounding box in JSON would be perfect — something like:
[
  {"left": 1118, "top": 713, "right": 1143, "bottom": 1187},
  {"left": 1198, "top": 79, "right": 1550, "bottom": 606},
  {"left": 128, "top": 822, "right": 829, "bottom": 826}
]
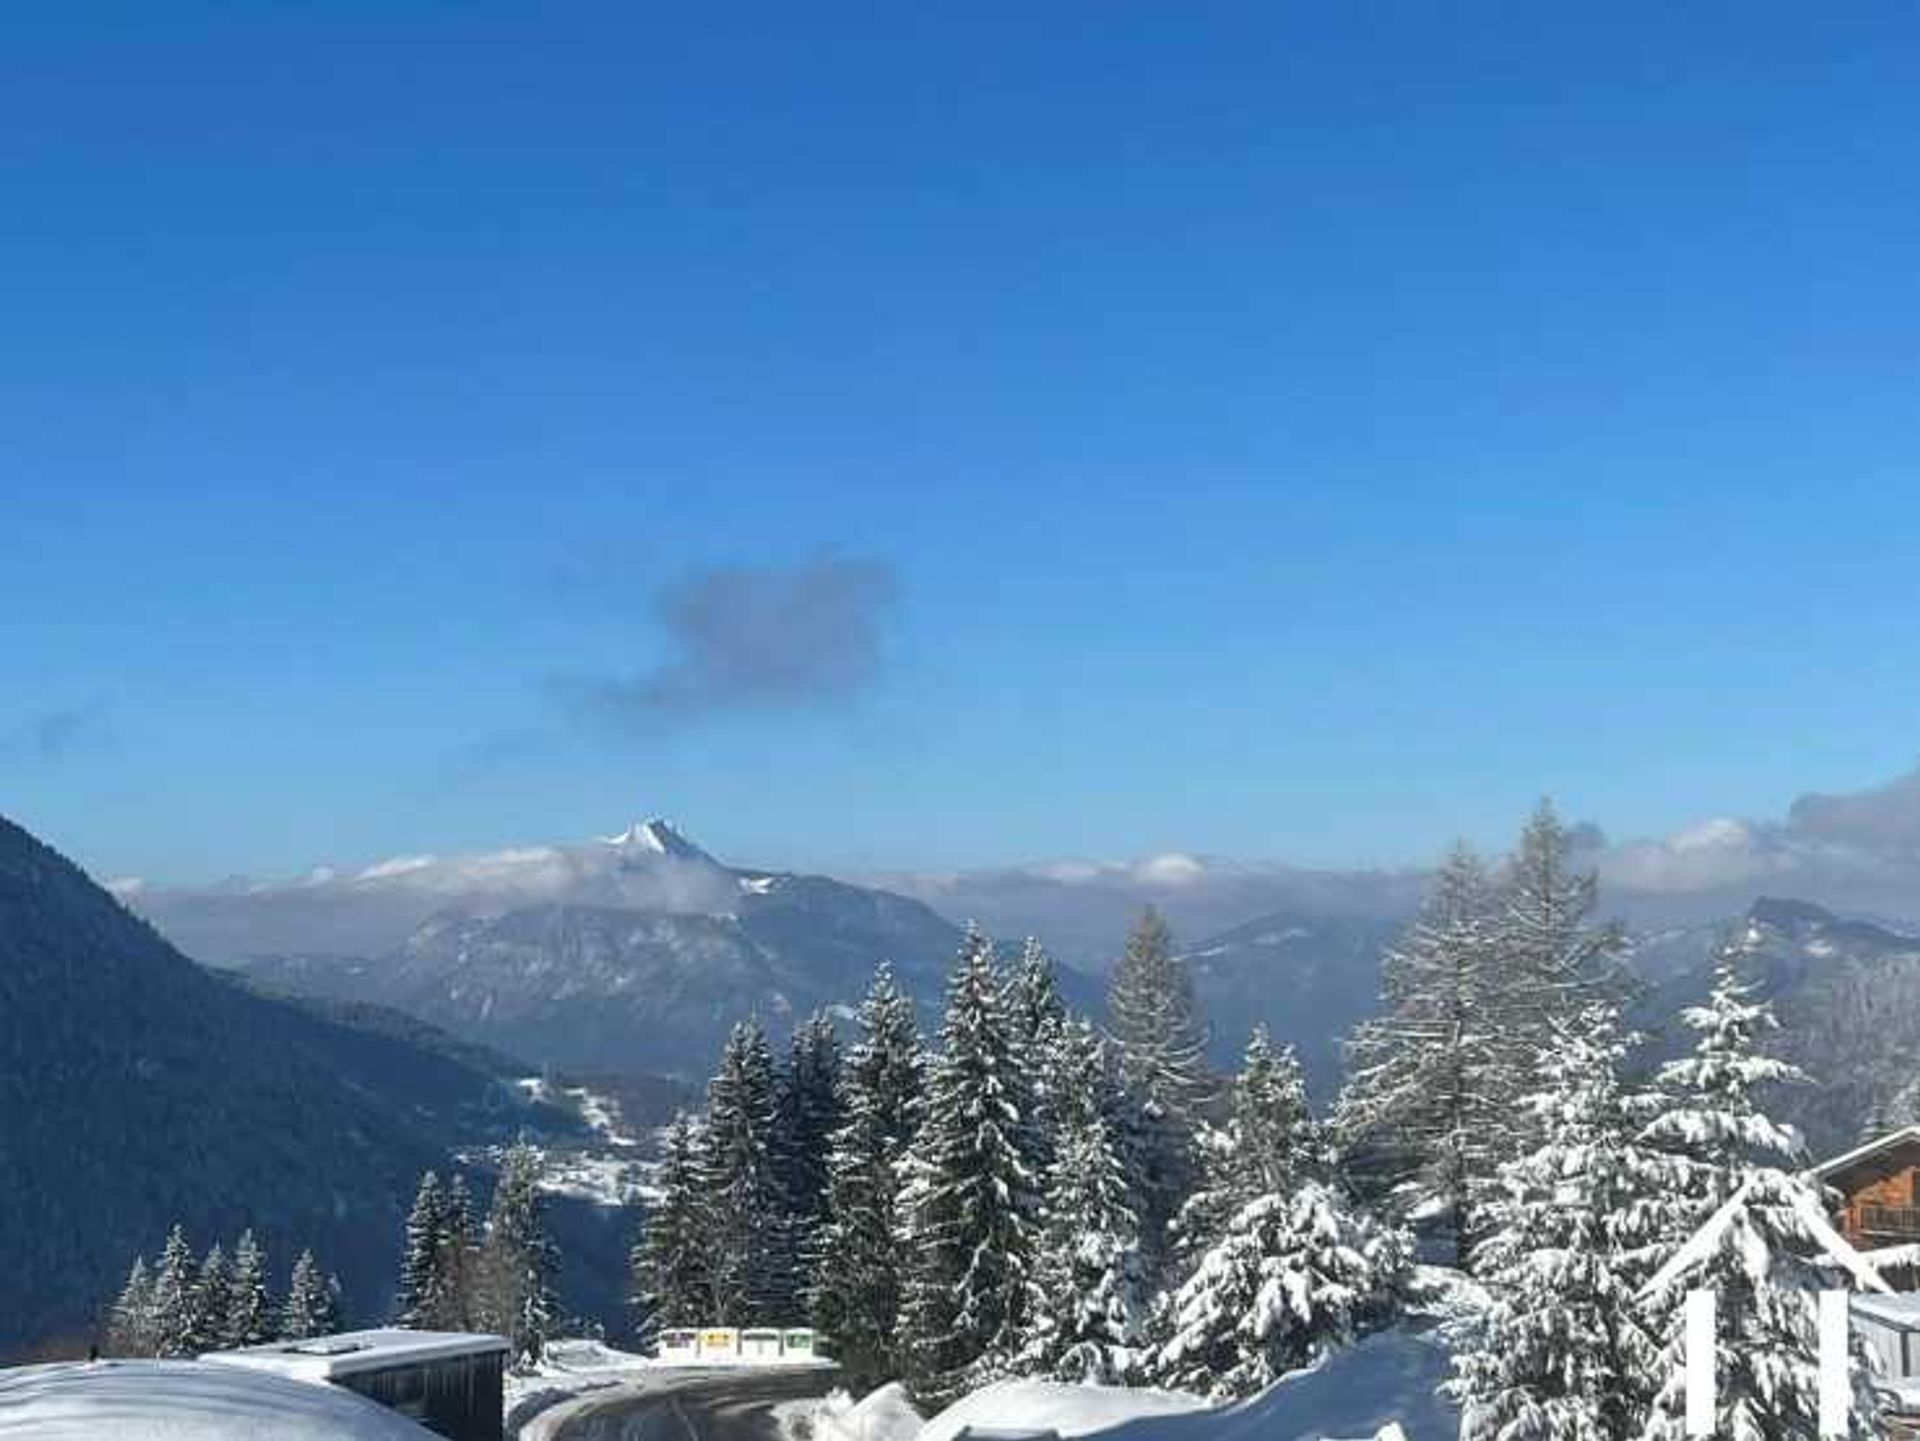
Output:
[{"left": 1817, "top": 1126, "right": 1920, "bottom": 1284}]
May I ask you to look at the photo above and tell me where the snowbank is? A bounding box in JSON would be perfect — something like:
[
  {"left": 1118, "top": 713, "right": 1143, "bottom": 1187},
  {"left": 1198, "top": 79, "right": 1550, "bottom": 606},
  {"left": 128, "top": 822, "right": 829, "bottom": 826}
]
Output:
[
  {"left": 915, "top": 1331, "right": 1455, "bottom": 1441},
  {"left": 0, "top": 1360, "right": 435, "bottom": 1439},
  {"left": 918, "top": 1380, "right": 1208, "bottom": 1440},
  {"left": 777, "top": 1382, "right": 924, "bottom": 1441}
]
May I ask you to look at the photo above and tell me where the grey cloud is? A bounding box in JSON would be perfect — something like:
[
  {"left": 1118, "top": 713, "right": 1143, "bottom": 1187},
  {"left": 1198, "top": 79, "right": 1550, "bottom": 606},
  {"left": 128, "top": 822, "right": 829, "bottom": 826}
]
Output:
[
  {"left": 0, "top": 704, "right": 106, "bottom": 761},
  {"left": 555, "top": 554, "right": 899, "bottom": 729},
  {"left": 1787, "top": 765, "right": 1920, "bottom": 850}
]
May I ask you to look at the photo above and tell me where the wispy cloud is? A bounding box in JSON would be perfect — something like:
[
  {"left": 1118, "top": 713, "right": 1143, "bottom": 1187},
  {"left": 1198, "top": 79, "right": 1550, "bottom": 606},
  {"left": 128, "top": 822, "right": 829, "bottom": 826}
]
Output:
[
  {"left": 0, "top": 703, "right": 107, "bottom": 762},
  {"left": 553, "top": 553, "right": 900, "bottom": 731}
]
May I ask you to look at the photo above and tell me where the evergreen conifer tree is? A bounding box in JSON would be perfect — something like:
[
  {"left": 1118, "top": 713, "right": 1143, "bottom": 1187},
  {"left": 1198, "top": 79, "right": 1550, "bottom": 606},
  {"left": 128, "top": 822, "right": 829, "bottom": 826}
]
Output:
[
  {"left": 479, "top": 1140, "right": 561, "bottom": 1364},
  {"left": 776, "top": 1010, "right": 843, "bottom": 1312},
  {"left": 108, "top": 1257, "right": 155, "bottom": 1357},
  {"left": 632, "top": 1113, "right": 711, "bottom": 1335},
  {"left": 1155, "top": 1180, "right": 1412, "bottom": 1401},
  {"left": 811, "top": 963, "right": 925, "bottom": 1391},
  {"left": 899, "top": 925, "right": 1042, "bottom": 1408},
  {"left": 1106, "top": 908, "right": 1211, "bottom": 1273},
  {"left": 1023, "top": 1017, "right": 1145, "bottom": 1384},
  {"left": 149, "top": 1225, "right": 199, "bottom": 1358},
  {"left": 398, "top": 1170, "right": 450, "bottom": 1328},
  {"left": 1451, "top": 1003, "right": 1670, "bottom": 1441},
  {"left": 442, "top": 1172, "right": 478, "bottom": 1330},
  {"left": 187, "top": 1242, "right": 231, "bottom": 1355},
  {"left": 281, "top": 1249, "right": 336, "bottom": 1340},
  {"left": 700, "top": 1019, "right": 787, "bottom": 1324},
  {"left": 225, "top": 1230, "right": 274, "bottom": 1349}
]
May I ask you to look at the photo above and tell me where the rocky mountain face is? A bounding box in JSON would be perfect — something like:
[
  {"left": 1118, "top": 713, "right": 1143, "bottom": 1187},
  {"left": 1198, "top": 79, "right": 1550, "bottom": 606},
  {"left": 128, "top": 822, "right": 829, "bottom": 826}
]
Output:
[
  {"left": 1632, "top": 896, "right": 1920, "bottom": 1158},
  {"left": 1180, "top": 911, "right": 1404, "bottom": 1098},
  {"left": 234, "top": 831, "right": 978, "bottom": 1077},
  {"left": 0, "top": 814, "right": 578, "bottom": 1355}
]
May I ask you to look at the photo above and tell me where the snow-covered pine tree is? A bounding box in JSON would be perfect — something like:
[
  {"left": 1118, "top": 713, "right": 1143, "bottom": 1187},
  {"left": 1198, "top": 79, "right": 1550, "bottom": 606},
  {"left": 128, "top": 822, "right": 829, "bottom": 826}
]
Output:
[
  {"left": 1022, "top": 1017, "right": 1146, "bottom": 1384},
  {"left": 1175, "top": 1026, "right": 1322, "bottom": 1266},
  {"left": 899, "top": 925, "right": 1042, "bottom": 1408},
  {"left": 1155, "top": 1178, "right": 1413, "bottom": 1401},
  {"left": 631, "top": 1112, "right": 710, "bottom": 1334},
  {"left": 775, "top": 1009, "right": 843, "bottom": 1315},
  {"left": 1632, "top": 944, "right": 1883, "bottom": 1439},
  {"left": 398, "top": 1170, "right": 450, "bottom": 1328},
  {"left": 150, "top": 1225, "right": 200, "bottom": 1357},
  {"left": 1450, "top": 1002, "right": 1669, "bottom": 1441},
  {"left": 1640, "top": 1173, "right": 1884, "bottom": 1440},
  {"left": 1009, "top": 937, "right": 1066, "bottom": 1047},
  {"left": 1106, "top": 908, "right": 1211, "bottom": 1274},
  {"left": 810, "top": 962, "right": 925, "bottom": 1391},
  {"left": 224, "top": 1230, "right": 274, "bottom": 1349},
  {"left": 478, "top": 1139, "right": 561, "bottom": 1364},
  {"left": 700, "top": 1018, "right": 787, "bottom": 1324},
  {"left": 107, "top": 1257, "right": 155, "bottom": 1357},
  {"left": 1644, "top": 942, "right": 1806, "bottom": 1223},
  {"left": 1334, "top": 843, "right": 1507, "bottom": 1265},
  {"left": 186, "top": 1242, "right": 231, "bottom": 1355},
  {"left": 281, "top": 1250, "right": 337, "bottom": 1340},
  {"left": 1009, "top": 938, "right": 1068, "bottom": 1177},
  {"left": 442, "top": 1172, "right": 478, "bottom": 1330}
]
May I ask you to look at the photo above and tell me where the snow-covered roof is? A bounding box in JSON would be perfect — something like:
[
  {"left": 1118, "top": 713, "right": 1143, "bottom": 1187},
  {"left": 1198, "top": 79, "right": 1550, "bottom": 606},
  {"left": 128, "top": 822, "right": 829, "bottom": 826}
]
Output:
[
  {"left": 0, "top": 1360, "right": 436, "bottom": 1439},
  {"left": 202, "top": 1328, "right": 508, "bottom": 1382},
  {"left": 1852, "top": 1293, "right": 1920, "bottom": 1331},
  {"left": 1814, "top": 1126, "right": 1920, "bottom": 1180}
]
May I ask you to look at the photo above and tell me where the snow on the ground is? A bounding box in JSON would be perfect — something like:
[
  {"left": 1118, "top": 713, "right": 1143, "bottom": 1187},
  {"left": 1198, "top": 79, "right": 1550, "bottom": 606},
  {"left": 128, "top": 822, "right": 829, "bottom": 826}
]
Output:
[
  {"left": 917, "top": 1380, "right": 1208, "bottom": 1441},
  {"left": 914, "top": 1331, "right": 1454, "bottom": 1441},
  {"left": 0, "top": 1360, "right": 436, "bottom": 1439},
  {"left": 490, "top": 1079, "right": 651, "bottom": 1206},
  {"left": 776, "top": 1383, "right": 923, "bottom": 1441}
]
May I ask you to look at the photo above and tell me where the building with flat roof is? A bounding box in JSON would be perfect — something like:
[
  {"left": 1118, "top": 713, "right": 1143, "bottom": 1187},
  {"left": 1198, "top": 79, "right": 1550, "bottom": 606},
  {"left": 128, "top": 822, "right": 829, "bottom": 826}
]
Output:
[{"left": 203, "top": 1329, "right": 509, "bottom": 1441}]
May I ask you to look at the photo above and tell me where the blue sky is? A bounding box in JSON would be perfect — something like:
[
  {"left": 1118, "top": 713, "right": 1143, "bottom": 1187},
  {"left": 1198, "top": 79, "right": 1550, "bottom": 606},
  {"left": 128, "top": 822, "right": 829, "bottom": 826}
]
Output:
[{"left": 4, "top": 4, "right": 1920, "bottom": 884}]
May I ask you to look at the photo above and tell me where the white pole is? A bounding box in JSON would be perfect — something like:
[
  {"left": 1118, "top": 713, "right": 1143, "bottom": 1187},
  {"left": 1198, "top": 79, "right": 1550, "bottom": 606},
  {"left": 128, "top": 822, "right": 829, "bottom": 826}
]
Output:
[
  {"left": 1685, "top": 1288, "right": 1716, "bottom": 1437},
  {"left": 1818, "top": 1290, "right": 1850, "bottom": 1437}
]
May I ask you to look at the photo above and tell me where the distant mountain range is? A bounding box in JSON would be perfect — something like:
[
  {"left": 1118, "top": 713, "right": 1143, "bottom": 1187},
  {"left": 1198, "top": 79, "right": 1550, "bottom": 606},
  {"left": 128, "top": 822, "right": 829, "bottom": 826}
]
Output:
[
  {"left": 0, "top": 813, "right": 600, "bottom": 1354},
  {"left": 114, "top": 815, "right": 1920, "bottom": 1158}
]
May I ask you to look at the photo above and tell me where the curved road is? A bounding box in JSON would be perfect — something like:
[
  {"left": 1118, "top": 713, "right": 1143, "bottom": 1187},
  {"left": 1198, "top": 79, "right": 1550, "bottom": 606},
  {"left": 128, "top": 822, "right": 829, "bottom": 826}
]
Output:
[{"left": 537, "top": 1367, "right": 839, "bottom": 1441}]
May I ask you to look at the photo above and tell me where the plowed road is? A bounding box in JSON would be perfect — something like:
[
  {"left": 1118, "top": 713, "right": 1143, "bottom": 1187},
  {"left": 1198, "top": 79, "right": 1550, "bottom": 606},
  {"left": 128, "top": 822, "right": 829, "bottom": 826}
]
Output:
[{"left": 528, "top": 1367, "right": 839, "bottom": 1441}]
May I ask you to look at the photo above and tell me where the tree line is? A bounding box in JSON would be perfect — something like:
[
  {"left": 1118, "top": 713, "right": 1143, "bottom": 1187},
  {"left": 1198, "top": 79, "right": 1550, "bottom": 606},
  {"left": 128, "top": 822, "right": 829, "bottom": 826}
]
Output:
[
  {"left": 634, "top": 800, "right": 1889, "bottom": 1436},
  {"left": 106, "top": 1226, "right": 340, "bottom": 1357},
  {"left": 103, "top": 1137, "right": 561, "bottom": 1368}
]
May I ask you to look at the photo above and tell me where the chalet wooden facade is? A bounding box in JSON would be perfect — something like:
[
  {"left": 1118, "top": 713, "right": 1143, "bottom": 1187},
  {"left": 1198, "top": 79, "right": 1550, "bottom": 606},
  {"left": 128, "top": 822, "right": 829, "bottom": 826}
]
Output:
[{"left": 1817, "top": 1125, "right": 1920, "bottom": 1261}]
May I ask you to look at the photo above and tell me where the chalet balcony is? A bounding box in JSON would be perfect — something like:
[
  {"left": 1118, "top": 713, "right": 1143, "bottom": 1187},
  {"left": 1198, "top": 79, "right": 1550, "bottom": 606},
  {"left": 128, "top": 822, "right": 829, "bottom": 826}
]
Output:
[{"left": 1860, "top": 1204, "right": 1920, "bottom": 1240}]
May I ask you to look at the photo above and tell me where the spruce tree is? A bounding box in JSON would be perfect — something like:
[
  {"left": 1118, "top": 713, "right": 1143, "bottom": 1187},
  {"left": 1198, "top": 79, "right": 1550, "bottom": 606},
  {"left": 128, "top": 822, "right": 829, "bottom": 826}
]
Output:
[
  {"left": 149, "top": 1225, "right": 199, "bottom": 1358},
  {"left": 1106, "top": 907, "right": 1211, "bottom": 1272},
  {"left": 700, "top": 1019, "right": 787, "bottom": 1324},
  {"left": 479, "top": 1140, "right": 561, "bottom": 1363},
  {"left": 811, "top": 962, "right": 925, "bottom": 1391},
  {"left": 1632, "top": 945, "right": 1883, "bottom": 1439},
  {"left": 442, "top": 1172, "right": 478, "bottom": 1330},
  {"left": 189, "top": 1243, "right": 232, "bottom": 1355},
  {"left": 776, "top": 1010, "right": 843, "bottom": 1312},
  {"left": 1155, "top": 1180, "right": 1412, "bottom": 1401},
  {"left": 225, "top": 1230, "right": 274, "bottom": 1349},
  {"left": 631, "top": 1113, "right": 710, "bottom": 1335},
  {"left": 1177, "top": 1026, "right": 1322, "bottom": 1265},
  {"left": 1640, "top": 1173, "right": 1883, "bottom": 1440},
  {"left": 282, "top": 1250, "right": 338, "bottom": 1339},
  {"left": 1023, "top": 1017, "right": 1145, "bottom": 1384},
  {"left": 107, "top": 1257, "right": 155, "bottom": 1357},
  {"left": 1451, "top": 1003, "right": 1669, "bottom": 1441},
  {"left": 398, "top": 1170, "right": 451, "bottom": 1328},
  {"left": 899, "top": 925, "right": 1042, "bottom": 1408}
]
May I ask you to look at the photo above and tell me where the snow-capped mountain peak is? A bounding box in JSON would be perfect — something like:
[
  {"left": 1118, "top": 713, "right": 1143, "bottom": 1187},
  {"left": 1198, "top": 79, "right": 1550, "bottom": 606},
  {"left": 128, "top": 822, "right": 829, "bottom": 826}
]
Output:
[{"left": 603, "top": 817, "right": 713, "bottom": 864}]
